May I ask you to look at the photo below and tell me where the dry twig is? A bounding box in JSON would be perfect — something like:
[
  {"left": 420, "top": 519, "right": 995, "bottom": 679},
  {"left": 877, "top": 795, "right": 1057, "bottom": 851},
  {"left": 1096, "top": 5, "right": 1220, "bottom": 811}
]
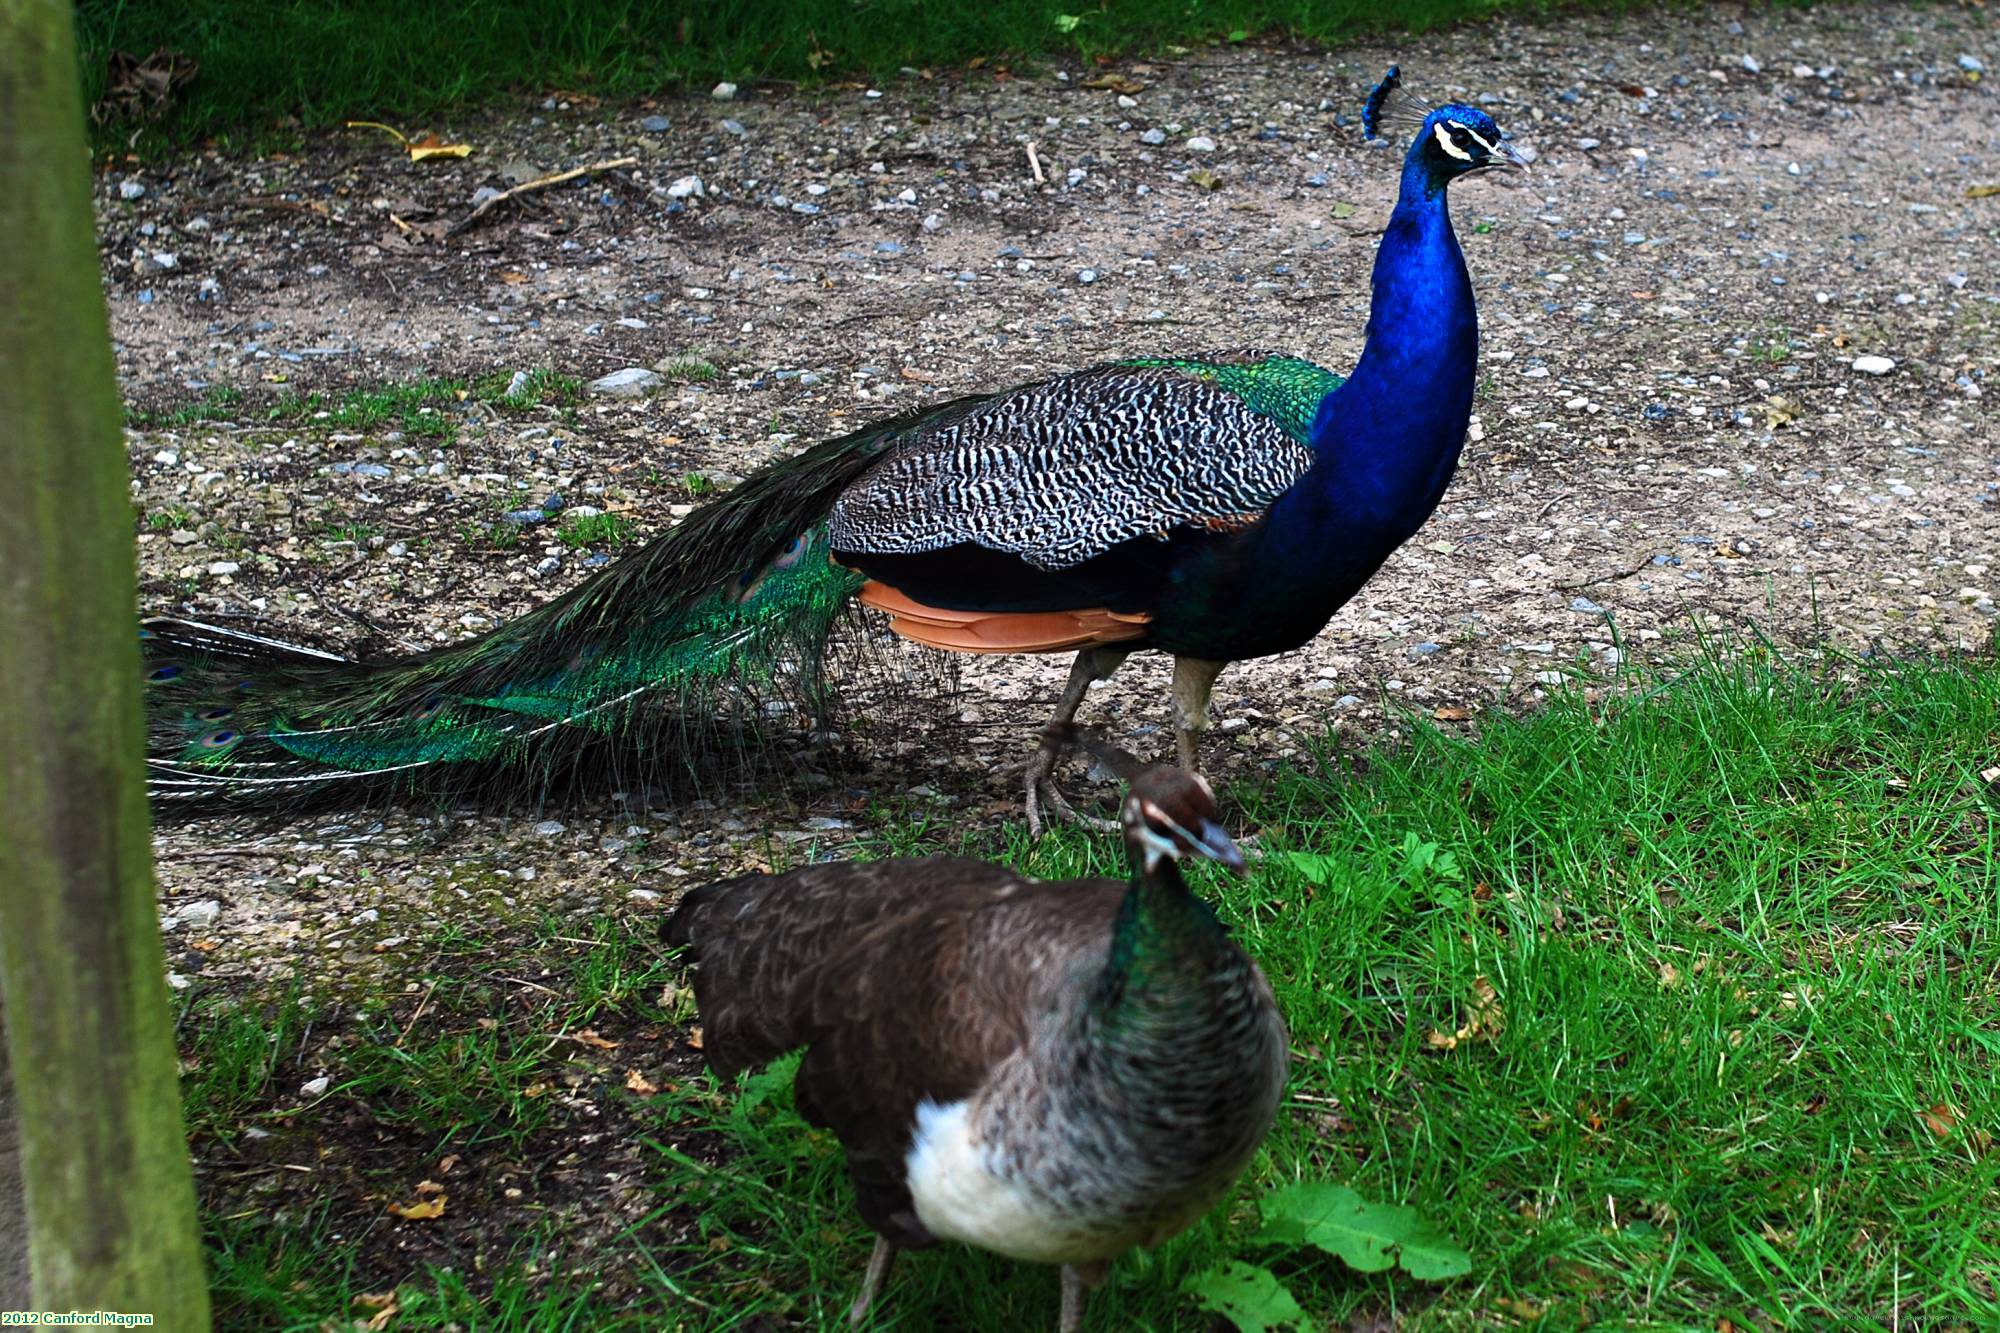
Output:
[{"left": 446, "top": 157, "right": 638, "bottom": 237}]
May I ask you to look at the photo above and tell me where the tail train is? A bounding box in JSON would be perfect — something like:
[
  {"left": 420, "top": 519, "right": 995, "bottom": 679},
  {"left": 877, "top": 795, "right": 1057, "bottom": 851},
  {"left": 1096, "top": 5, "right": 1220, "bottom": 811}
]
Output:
[{"left": 143, "top": 392, "right": 997, "bottom": 811}]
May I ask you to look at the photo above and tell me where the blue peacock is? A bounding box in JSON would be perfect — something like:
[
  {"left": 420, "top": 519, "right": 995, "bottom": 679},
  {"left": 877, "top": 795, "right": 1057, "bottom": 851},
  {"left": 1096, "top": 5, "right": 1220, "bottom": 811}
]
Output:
[{"left": 144, "top": 68, "right": 1522, "bottom": 824}]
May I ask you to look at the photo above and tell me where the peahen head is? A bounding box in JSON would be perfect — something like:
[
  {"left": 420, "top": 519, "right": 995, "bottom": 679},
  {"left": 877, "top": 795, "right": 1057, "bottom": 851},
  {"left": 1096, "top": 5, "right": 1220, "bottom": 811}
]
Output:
[
  {"left": 1121, "top": 768, "right": 1245, "bottom": 875},
  {"left": 1363, "top": 64, "right": 1527, "bottom": 188}
]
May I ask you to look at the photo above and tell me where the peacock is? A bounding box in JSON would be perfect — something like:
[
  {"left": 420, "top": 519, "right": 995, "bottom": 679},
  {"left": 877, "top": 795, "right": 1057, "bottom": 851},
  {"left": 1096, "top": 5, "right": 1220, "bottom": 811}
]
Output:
[
  {"left": 662, "top": 729, "right": 1286, "bottom": 1330},
  {"left": 143, "top": 67, "right": 1521, "bottom": 825}
]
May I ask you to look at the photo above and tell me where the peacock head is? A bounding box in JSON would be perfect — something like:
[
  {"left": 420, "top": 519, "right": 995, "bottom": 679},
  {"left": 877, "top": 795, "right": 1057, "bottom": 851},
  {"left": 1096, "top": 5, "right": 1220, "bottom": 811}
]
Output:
[
  {"left": 1363, "top": 65, "right": 1528, "bottom": 185},
  {"left": 1122, "top": 768, "right": 1246, "bottom": 875}
]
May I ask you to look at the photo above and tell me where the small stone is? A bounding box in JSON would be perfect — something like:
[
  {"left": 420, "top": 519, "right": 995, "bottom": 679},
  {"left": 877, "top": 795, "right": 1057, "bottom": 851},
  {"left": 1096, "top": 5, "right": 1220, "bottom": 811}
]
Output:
[
  {"left": 1185, "top": 135, "right": 1216, "bottom": 152},
  {"left": 640, "top": 114, "right": 671, "bottom": 133},
  {"left": 118, "top": 179, "right": 146, "bottom": 200},
  {"left": 1960, "top": 54, "right": 1986, "bottom": 74},
  {"left": 1850, "top": 355, "right": 1895, "bottom": 376},
  {"left": 1578, "top": 137, "right": 1601, "bottom": 150},
  {"left": 1570, "top": 596, "right": 1605, "bottom": 614},
  {"left": 1140, "top": 128, "right": 1166, "bottom": 145},
  {"left": 588, "top": 367, "right": 663, "bottom": 397},
  {"left": 1791, "top": 63, "right": 1816, "bottom": 78},
  {"left": 629, "top": 888, "right": 663, "bottom": 903},
  {"left": 151, "top": 251, "right": 179, "bottom": 269},
  {"left": 505, "top": 369, "right": 531, "bottom": 397},
  {"left": 179, "top": 899, "right": 222, "bottom": 929},
  {"left": 1078, "top": 268, "right": 1098, "bottom": 284},
  {"left": 533, "top": 820, "right": 566, "bottom": 836},
  {"left": 666, "top": 175, "right": 705, "bottom": 199},
  {"left": 469, "top": 186, "right": 504, "bottom": 208},
  {"left": 1740, "top": 54, "right": 1762, "bottom": 74},
  {"left": 207, "top": 561, "right": 240, "bottom": 576},
  {"left": 299, "top": 1076, "right": 330, "bottom": 1098},
  {"left": 168, "top": 529, "right": 198, "bottom": 545},
  {"left": 711, "top": 81, "right": 738, "bottom": 100}
]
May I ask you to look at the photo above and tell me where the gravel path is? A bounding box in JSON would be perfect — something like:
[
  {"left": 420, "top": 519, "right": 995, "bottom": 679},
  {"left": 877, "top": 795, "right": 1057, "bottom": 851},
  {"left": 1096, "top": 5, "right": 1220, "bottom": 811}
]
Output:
[{"left": 114, "top": 2, "right": 1995, "bottom": 983}]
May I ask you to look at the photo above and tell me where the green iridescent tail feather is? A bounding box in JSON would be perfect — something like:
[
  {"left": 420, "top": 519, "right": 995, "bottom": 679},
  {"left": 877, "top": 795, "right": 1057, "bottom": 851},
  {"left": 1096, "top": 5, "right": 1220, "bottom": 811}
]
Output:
[{"left": 142, "top": 393, "right": 996, "bottom": 811}]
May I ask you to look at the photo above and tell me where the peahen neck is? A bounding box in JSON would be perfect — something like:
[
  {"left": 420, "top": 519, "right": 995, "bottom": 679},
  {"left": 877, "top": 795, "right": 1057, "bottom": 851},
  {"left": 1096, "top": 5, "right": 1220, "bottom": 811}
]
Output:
[
  {"left": 1085, "top": 859, "right": 1242, "bottom": 1051},
  {"left": 1299, "top": 150, "right": 1478, "bottom": 529}
]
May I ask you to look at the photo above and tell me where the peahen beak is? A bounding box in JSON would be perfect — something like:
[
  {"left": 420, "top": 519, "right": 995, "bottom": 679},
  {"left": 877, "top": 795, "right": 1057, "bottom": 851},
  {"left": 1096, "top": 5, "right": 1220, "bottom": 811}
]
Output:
[{"left": 1191, "top": 819, "right": 1247, "bottom": 874}]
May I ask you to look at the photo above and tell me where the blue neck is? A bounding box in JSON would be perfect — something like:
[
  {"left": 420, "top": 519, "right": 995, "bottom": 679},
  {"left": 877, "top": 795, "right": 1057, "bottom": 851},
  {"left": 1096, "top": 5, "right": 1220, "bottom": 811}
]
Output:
[{"left": 1298, "top": 154, "right": 1477, "bottom": 528}]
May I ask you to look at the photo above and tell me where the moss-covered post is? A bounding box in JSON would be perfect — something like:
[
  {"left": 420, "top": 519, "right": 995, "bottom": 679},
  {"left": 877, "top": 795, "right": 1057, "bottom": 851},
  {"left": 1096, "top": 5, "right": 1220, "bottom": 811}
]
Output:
[{"left": 0, "top": 1, "right": 212, "bottom": 1323}]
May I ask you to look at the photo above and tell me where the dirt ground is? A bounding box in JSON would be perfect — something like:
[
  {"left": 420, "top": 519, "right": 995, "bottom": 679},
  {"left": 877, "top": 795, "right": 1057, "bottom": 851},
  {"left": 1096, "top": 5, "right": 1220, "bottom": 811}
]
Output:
[{"left": 108, "top": 0, "right": 1995, "bottom": 1305}]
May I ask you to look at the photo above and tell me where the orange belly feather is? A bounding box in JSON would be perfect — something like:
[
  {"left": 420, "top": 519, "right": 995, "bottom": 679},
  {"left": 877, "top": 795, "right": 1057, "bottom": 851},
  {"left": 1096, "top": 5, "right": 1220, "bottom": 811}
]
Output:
[{"left": 857, "top": 582, "right": 1151, "bottom": 655}]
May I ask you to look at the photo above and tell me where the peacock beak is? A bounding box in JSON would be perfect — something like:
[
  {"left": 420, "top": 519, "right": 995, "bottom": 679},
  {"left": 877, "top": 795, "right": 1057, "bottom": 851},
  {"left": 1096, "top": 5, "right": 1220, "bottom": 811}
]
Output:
[
  {"left": 1192, "top": 819, "right": 1247, "bottom": 874},
  {"left": 1493, "top": 140, "right": 1531, "bottom": 170}
]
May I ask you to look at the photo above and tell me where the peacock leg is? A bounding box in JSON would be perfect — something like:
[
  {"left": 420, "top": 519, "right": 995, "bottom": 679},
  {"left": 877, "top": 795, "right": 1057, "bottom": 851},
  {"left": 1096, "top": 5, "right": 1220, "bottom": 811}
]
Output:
[
  {"left": 848, "top": 1236, "right": 897, "bottom": 1326},
  {"left": 1058, "top": 1260, "right": 1110, "bottom": 1333},
  {"left": 1025, "top": 646, "right": 1131, "bottom": 837},
  {"left": 1170, "top": 657, "right": 1228, "bottom": 772}
]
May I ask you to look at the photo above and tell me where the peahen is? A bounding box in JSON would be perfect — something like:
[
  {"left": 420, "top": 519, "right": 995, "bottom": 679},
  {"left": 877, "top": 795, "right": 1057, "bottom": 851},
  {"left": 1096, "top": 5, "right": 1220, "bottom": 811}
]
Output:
[
  {"left": 143, "top": 67, "right": 1521, "bottom": 824},
  {"left": 661, "top": 732, "right": 1286, "bottom": 1330}
]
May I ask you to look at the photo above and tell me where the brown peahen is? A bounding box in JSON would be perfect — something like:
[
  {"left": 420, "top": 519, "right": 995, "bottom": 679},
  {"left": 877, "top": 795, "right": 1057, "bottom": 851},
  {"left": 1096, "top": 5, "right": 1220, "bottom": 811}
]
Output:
[
  {"left": 661, "top": 735, "right": 1286, "bottom": 1329},
  {"left": 143, "top": 67, "right": 1521, "bottom": 826}
]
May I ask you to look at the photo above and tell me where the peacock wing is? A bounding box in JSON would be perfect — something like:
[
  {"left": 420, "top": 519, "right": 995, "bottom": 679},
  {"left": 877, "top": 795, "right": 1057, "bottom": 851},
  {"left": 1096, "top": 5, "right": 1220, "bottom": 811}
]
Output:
[{"left": 826, "top": 352, "right": 1342, "bottom": 572}]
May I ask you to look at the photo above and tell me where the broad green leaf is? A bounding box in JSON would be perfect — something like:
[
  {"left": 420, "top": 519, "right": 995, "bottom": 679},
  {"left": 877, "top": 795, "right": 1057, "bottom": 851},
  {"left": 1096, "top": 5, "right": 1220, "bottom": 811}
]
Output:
[
  {"left": 1183, "top": 1261, "right": 1307, "bottom": 1332},
  {"left": 1274, "top": 851, "right": 1345, "bottom": 885},
  {"left": 1257, "top": 1182, "right": 1471, "bottom": 1281}
]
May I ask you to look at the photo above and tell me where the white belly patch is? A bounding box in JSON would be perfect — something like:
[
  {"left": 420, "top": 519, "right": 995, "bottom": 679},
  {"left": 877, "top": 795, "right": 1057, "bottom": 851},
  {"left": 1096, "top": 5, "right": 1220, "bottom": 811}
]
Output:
[{"left": 905, "top": 1098, "right": 1094, "bottom": 1266}]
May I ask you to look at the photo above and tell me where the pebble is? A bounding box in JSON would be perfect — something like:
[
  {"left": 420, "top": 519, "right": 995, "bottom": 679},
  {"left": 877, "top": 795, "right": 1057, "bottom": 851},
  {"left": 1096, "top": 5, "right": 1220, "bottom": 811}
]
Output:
[
  {"left": 1140, "top": 128, "right": 1167, "bottom": 145},
  {"left": 533, "top": 820, "right": 566, "bottom": 837},
  {"left": 666, "top": 175, "right": 705, "bottom": 200},
  {"left": 1570, "top": 597, "right": 1606, "bottom": 614},
  {"left": 1850, "top": 355, "right": 1895, "bottom": 376},
  {"left": 299, "top": 1076, "right": 330, "bottom": 1098},
  {"left": 207, "top": 561, "right": 240, "bottom": 576},
  {"left": 588, "top": 367, "right": 663, "bottom": 397},
  {"left": 640, "top": 114, "right": 671, "bottom": 133},
  {"left": 1960, "top": 54, "right": 1986, "bottom": 74},
  {"left": 1078, "top": 268, "right": 1098, "bottom": 284},
  {"left": 118, "top": 179, "right": 145, "bottom": 200},
  {"left": 711, "top": 81, "right": 738, "bottom": 100},
  {"left": 505, "top": 369, "right": 531, "bottom": 398},
  {"left": 178, "top": 899, "right": 222, "bottom": 930},
  {"left": 1740, "top": 54, "right": 1762, "bottom": 74},
  {"left": 1185, "top": 135, "right": 1216, "bottom": 152},
  {"left": 1578, "top": 137, "right": 1601, "bottom": 150}
]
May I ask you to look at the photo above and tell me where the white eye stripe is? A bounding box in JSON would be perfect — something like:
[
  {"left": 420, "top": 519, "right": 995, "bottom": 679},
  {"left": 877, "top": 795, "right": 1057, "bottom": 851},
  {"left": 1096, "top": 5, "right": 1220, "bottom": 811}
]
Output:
[
  {"left": 1442, "top": 117, "right": 1500, "bottom": 157},
  {"left": 1432, "top": 121, "right": 1473, "bottom": 161}
]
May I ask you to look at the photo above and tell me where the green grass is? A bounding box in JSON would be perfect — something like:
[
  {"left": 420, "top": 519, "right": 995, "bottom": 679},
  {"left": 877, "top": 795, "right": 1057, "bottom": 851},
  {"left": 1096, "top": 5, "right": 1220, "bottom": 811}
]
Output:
[
  {"left": 80, "top": 0, "right": 1671, "bottom": 148},
  {"left": 128, "top": 370, "right": 584, "bottom": 444},
  {"left": 554, "top": 511, "right": 638, "bottom": 550},
  {"left": 181, "top": 648, "right": 2000, "bottom": 1330}
]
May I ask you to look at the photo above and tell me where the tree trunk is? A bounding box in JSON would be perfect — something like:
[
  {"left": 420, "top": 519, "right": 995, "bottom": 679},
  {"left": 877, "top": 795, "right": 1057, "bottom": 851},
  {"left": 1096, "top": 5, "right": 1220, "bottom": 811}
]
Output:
[{"left": 0, "top": 2, "right": 212, "bottom": 1323}]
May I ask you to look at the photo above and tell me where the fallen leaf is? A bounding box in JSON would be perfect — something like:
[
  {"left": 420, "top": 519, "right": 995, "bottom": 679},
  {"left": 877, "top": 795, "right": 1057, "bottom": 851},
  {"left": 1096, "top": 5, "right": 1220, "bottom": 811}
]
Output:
[
  {"left": 1499, "top": 1296, "right": 1544, "bottom": 1320},
  {"left": 1432, "top": 705, "right": 1473, "bottom": 721},
  {"left": 353, "top": 1291, "right": 400, "bottom": 1331},
  {"left": 625, "top": 1068, "right": 660, "bottom": 1096},
  {"left": 1922, "top": 1102, "right": 1959, "bottom": 1138},
  {"left": 437, "top": 1154, "right": 461, "bottom": 1175},
  {"left": 1658, "top": 960, "right": 1682, "bottom": 990},
  {"left": 1763, "top": 394, "right": 1802, "bottom": 428},
  {"left": 571, "top": 1028, "right": 620, "bottom": 1051},
  {"left": 1081, "top": 75, "right": 1146, "bottom": 94},
  {"left": 686, "top": 1025, "right": 704, "bottom": 1051},
  {"left": 414, "top": 1178, "right": 445, "bottom": 1197},
  {"left": 1332, "top": 201, "right": 1358, "bottom": 219},
  {"left": 900, "top": 366, "right": 938, "bottom": 382},
  {"left": 1188, "top": 168, "right": 1223, "bottom": 191},
  {"left": 407, "top": 133, "right": 473, "bottom": 161},
  {"left": 1427, "top": 976, "right": 1504, "bottom": 1051},
  {"left": 387, "top": 1194, "right": 445, "bottom": 1220},
  {"left": 1967, "top": 184, "right": 2000, "bottom": 199}
]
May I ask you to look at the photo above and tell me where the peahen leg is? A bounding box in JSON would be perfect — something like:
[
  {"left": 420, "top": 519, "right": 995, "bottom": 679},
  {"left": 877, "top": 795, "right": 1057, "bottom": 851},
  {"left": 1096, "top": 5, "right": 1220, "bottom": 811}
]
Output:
[
  {"left": 848, "top": 1236, "right": 897, "bottom": 1326},
  {"left": 1058, "top": 1260, "right": 1110, "bottom": 1332},
  {"left": 1170, "top": 657, "right": 1228, "bottom": 772},
  {"left": 1025, "top": 646, "right": 1131, "bottom": 838}
]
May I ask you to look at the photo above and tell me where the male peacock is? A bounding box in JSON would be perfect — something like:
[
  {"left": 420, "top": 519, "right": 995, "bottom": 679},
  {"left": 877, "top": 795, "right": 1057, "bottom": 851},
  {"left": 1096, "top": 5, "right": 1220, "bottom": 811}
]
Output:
[
  {"left": 662, "top": 732, "right": 1286, "bottom": 1330},
  {"left": 144, "top": 68, "right": 1521, "bottom": 824}
]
